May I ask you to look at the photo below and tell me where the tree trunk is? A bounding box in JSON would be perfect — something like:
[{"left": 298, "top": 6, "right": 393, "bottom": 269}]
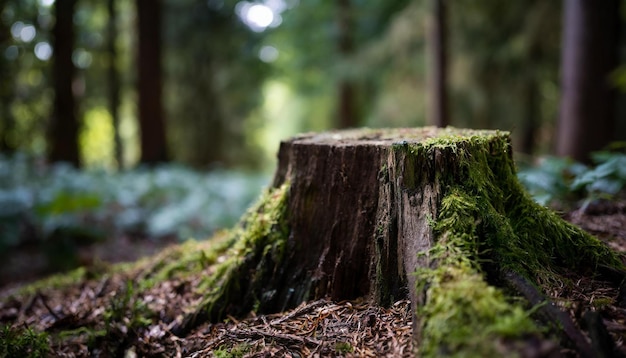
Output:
[
  {"left": 427, "top": 0, "right": 449, "bottom": 128},
  {"left": 556, "top": 0, "right": 620, "bottom": 163},
  {"left": 175, "top": 127, "right": 621, "bottom": 356},
  {"left": 108, "top": 0, "right": 123, "bottom": 169},
  {"left": 336, "top": 0, "right": 358, "bottom": 129},
  {"left": 49, "top": 0, "right": 80, "bottom": 166},
  {"left": 137, "top": 0, "right": 168, "bottom": 164},
  {"left": 0, "top": 0, "right": 15, "bottom": 153},
  {"left": 520, "top": 47, "right": 540, "bottom": 155}
]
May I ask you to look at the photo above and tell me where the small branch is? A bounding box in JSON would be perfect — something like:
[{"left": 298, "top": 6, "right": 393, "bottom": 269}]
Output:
[
  {"left": 225, "top": 327, "right": 321, "bottom": 347},
  {"left": 503, "top": 270, "right": 595, "bottom": 358},
  {"left": 270, "top": 299, "right": 328, "bottom": 326},
  {"left": 582, "top": 310, "right": 618, "bottom": 358},
  {"left": 95, "top": 276, "right": 110, "bottom": 298},
  {"left": 38, "top": 293, "right": 62, "bottom": 321}
]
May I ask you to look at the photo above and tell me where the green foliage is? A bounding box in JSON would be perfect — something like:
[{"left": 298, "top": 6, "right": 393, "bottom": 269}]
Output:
[
  {"left": 516, "top": 156, "right": 586, "bottom": 206},
  {"left": 571, "top": 152, "right": 626, "bottom": 199},
  {"left": 193, "top": 182, "right": 290, "bottom": 321},
  {"left": 335, "top": 341, "right": 354, "bottom": 354},
  {"left": 0, "top": 324, "right": 49, "bottom": 358},
  {"left": 213, "top": 343, "right": 251, "bottom": 358},
  {"left": 104, "top": 280, "right": 152, "bottom": 332},
  {"left": 0, "top": 153, "right": 268, "bottom": 251},
  {"left": 518, "top": 150, "right": 626, "bottom": 207}
]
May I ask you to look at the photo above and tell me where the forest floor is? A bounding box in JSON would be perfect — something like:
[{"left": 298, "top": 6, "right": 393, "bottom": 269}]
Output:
[{"left": 1, "top": 201, "right": 626, "bottom": 357}]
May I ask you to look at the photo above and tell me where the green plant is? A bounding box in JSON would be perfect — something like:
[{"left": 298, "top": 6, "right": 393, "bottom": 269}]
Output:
[
  {"left": 518, "top": 150, "right": 626, "bottom": 208},
  {"left": 213, "top": 343, "right": 251, "bottom": 358},
  {"left": 0, "top": 324, "right": 49, "bottom": 358},
  {"left": 335, "top": 341, "right": 354, "bottom": 354},
  {"left": 104, "top": 280, "right": 152, "bottom": 332},
  {"left": 0, "top": 153, "right": 268, "bottom": 266},
  {"left": 571, "top": 152, "right": 626, "bottom": 201}
]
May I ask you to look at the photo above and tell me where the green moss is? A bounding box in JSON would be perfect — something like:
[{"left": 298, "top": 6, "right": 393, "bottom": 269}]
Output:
[
  {"left": 56, "top": 327, "right": 107, "bottom": 348},
  {"left": 0, "top": 324, "right": 50, "bottom": 358},
  {"left": 192, "top": 182, "right": 290, "bottom": 319},
  {"left": 416, "top": 186, "right": 539, "bottom": 357},
  {"left": 103, "top": 280, "right": 153, "bottom": 331},
  {"left": 12, "top": 267, "right": 90, "bottom": 297},
  {"left": 591, "top": 297, "right": 614, "bottom": 309},
  {"left": 214, "top": 343, "right": 252, "bottom": 358},
  {"left": 397, "top": 130, "right": 624, "bottom": 356},
  {"left": 335, "top": 341, "right": 354, "bottom": 354},
  {"left": 137, "top": 237, "right": 233, "bottom": 290}
]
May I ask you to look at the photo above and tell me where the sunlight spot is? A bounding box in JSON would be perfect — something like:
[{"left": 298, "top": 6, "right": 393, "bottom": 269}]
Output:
[
  {"left": 39, "top": 0, "right": 55, "bottom": 7},
  {"left": 11, "top": 22, "right": 37, "bottom": 43},
  {"left": 248, "top": 4, "right": 273, "bottom": 28},
  {"left": 10, "top": 21, "right": 24, "bottom": 40},
  {"left": 20, "top": 25, "right": 37, "bottom": 42},
  {"left": 259, "top": 45, "right": 278, "bottom": 63},
  {"left": 34, "top": 42, "right": 52, "bottom": 61},
  {"left": 236, "top": 1, "right": 282, "bottom": 32}
]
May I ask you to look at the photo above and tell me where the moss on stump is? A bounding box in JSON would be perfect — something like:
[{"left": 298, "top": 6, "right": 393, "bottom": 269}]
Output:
[{"left": 169, "top": 127, "right": 623, "bottom": 356}]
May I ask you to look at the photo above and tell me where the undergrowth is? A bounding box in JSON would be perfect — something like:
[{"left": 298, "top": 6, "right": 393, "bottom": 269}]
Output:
[
  {"left": 517, "top": 147, "right": 626, "bottom": 208},
  {"left": 0, "top": 324, "right": 50, "bottom": 358},
  {"left": 0, "top": 153, "right": 268, "bottom": 249}
]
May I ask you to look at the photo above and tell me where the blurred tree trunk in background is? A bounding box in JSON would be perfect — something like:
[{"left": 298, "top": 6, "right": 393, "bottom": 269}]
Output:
[
  {"left": 137, "top": 0, "right": 168, "bottom": 164},
  {"left": 520, "top": 33, "right": 543, "bottom": 155},
  {"left": 337, "top": 0, "right": 358, "bottom": 129},
  {"left": 49, "top": 0, "right": 80, "bottom": 166},
  {"left": 556, "top": 0, "right": 620, "bottom": 163},
  {"left": 0, "top": 0, "right": 15, "bottom": 153},
  {"left": 108, "top": 0, "right": 123, "bottom": 169},
  {"left": 427, "top": 0, "right": 448, "bottom": 128},
  {"left": 521, "top": 71, "right": 539, "bottom": 155}
]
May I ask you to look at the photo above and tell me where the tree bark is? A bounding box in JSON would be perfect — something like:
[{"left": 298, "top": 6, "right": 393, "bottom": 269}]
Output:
[
  {"left": 0, "top": 0, "right": 15, "bottom": 153},
  {"left": 556, "top": 0, "right": 620, "bottom": 163},
  {"left": 108, "top": 0, "right": 123, "bottom": 169},
  {"left": 336, "top": 0, "right": 358, "bottom": 129},
  {"left": 49, "top": 0, "right": 80, "bottom": 166},
  {"left": 427, "top": 0, "right": 449, "bottom": 128},
  {"left": 175, "top": 127, "right": 621, "bottom": 356},
  {"left": 137, "top": 0, "right": 168, "bottom": 164}
]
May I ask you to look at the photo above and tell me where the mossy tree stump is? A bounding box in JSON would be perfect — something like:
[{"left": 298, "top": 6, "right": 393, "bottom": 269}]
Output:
[{"left": 180, "top": 127, "right": 622, "bottom": 356}]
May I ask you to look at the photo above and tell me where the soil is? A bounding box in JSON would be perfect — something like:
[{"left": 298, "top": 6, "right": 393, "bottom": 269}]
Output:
[{"left": 1, "top": 200, "right": 625, "bottom": 357}]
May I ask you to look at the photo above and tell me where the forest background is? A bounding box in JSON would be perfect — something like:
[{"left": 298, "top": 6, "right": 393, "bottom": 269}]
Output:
[{"left": 1, "top": 0, "right": 626, "bottom": 285}]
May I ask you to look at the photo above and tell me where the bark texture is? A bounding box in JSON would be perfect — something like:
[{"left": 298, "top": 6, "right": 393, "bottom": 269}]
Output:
[
  {"left": 427, "top": 0, "right": 449, "bottom": 128},
  {"left": 49, "top": 0, "right": 79, "bottom": 166},
  {"left": 178, "top": 127, "right": 621, "bottom": 356},
  {"left": 137, "top": 0, "right": 168, "bottom": 164}
]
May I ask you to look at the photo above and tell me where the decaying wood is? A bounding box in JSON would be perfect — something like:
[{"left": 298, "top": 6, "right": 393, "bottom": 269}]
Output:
[
  {"left": 166, "top": 127, "right": 623, "bottom": 356},
  {"left": 503, "top": 270, "right": 595, "bottom": 358}
]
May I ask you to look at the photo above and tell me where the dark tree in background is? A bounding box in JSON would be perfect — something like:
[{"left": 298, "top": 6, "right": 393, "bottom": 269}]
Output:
[
  {"left": 108, "top": 0, "right": 123, "bottom": 168},
  {"left": 137, "top": 0, "right": 168, "bottom": 164},
  {"left": 0, "top": 0, "right": 15, "bottom": 153},
  {"left": 427, "top": 0, "right": 449, "bottom": 128},
  {"left": 519, "top": 2, "right": 558, "bottom": 155},
  {"left": 557, "top": 0, "right": 620, "bottom": 163},
  {"left": 49, "top": 0, "right": 79, "bottom": 166},
  {"left": 336, "top": 0, "right": 358, "bottom": 129}
]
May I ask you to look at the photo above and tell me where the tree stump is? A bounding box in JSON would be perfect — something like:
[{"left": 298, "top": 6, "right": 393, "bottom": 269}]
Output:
[{"left": 178, "top": 127, "right": 622, "bottom": 356}]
